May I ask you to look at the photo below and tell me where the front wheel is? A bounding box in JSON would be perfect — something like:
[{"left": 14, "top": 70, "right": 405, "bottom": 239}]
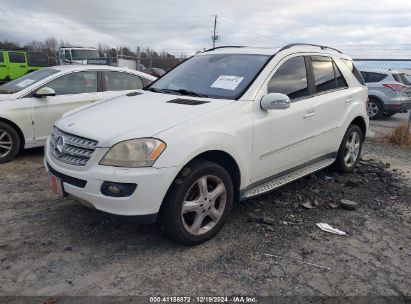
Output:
[
  {"left": 158, "top": 160, "right": 234, "bottom": 245},
  {"left": 0, "top": 122, "right": 21, "bottom": 164},
  {"left": 334, "top": 125, "right": 363, "bottom": 173}
]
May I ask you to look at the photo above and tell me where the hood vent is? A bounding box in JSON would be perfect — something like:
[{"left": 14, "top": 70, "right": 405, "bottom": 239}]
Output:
[
  {"left": 167, "top": 98, "right": 209, "bottom": 106},
  {"left": 126, "top": 91, "right": 143, "bottom": 97}
]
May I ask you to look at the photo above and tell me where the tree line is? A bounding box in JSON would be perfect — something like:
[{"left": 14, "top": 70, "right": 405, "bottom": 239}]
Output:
[{"left": 0, "top": 37, "right": 186, "bottom": 70}]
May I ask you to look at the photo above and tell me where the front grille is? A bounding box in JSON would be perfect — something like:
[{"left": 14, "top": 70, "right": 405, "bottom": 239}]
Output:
[{"left": 49, "top": 127, "right": 98, "bottom": 166}]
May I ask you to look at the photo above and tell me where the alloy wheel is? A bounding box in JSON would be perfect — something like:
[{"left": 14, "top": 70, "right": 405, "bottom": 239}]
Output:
[
  {"left": 367, "top": 100, "right": 379, "bottom": 118},
  {"left": 0, "top": 129, "right": 12, "bottom": 158},
  {"left": 344, "top": 131, "right": 360, "bottom": 167},
  {"left": 181, "top": 175, "right": 227, "bottom": 235}
]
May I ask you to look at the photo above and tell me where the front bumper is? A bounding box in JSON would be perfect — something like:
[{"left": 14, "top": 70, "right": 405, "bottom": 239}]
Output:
[{"left": 44, "top": 146, "right": 181, "bottom": 218}]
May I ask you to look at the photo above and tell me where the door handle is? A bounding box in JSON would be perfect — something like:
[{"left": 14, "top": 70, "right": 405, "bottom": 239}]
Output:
[
  {"left": 303, "top": 110, "right": 315, "bottom": 119},
  {"left": 20, "top": 65, "right": 27, "bottom": 68},
  {"left": 345, "top": 97, "right": 353, "bottom": 104}
]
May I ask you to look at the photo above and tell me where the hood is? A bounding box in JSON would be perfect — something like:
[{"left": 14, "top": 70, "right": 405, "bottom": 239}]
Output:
[
  {"left": 0, "top": 93, "right": 18, "bottom": 101},
  {"left": 55, "top": 91, "right": 233, "bottom": 147}
]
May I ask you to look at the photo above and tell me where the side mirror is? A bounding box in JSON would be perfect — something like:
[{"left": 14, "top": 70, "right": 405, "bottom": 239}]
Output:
[
  {"left": 34, "top": 87, "right": 56, "bottom": 98},
  {"left": 260, "top": 93, "right": 291, "bottom": 110}
]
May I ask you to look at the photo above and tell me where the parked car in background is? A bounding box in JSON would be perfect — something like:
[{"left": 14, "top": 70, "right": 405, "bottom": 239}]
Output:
[
  {"left": 141, "top": 67, "right": 166, "bottom": 77},
  {"left": 59, "top": 47, "right": 109, "bottom": 65},
  {"left": 360, "top": 69, "right": 411, "bottom": 119},
  {"left": 45, "top": 44, "right": 368, "bottom": 245},
  {"left": 0, "top": 50, "right": 49, "bottom": 83},
  {"left": 0, "top": 65, "right": 156, "bottom": 163}
]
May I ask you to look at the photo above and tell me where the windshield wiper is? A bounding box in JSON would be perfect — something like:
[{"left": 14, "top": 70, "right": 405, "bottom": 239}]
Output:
[{"left": 147, "top": 87, "right": 208, "bottom": 98}]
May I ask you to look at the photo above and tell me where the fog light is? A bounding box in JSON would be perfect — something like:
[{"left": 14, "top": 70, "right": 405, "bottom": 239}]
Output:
[
  {"left": 108, "top": 185, "right": 121, "bottom": 194},
  {"left": 101, "top": 182, "right": 137, "bottom": 197}
]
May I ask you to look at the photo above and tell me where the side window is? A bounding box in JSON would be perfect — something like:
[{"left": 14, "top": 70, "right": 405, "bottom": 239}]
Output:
[
  {"left": 44, "top": 71, "right": 97, "bottom": 95},
  {"left": 341, "top": 59, "right": 365, "bottom": 85},
  {"left": 8, "top": 52, "right": 26, "bottom": 63},
  {"left": 0, "top": 52, "right": 4, "bottom": 62},
  {"left": 334, "top": 62, "right": 348, "bottom": 89},
  {"left": 360, "top": 71, "right": 369, "bottom": 83},
  {"left": 267, "top": 56, "right": 309, "bottom": 100},
  {"left": 64, "top": 50, "right": 71, "bottom": 59},
  {"left": 103, "top": 71, "right": 144, "bottom": 91},
  {"left": 364, "top": 72, "right": 387, "bottom": 83},
  {"left": 27, "top": 53, "right": 49, "bottom": 67},
  {"left": 311, "top": 56, "right": 336, "bottom": 93}
]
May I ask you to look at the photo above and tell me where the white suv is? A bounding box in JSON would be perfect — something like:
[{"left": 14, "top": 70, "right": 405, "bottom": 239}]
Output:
[{"left": 45, "top": 44, "right": 368, "bottom": 245}]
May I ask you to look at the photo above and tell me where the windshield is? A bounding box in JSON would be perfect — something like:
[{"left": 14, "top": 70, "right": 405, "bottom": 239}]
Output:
[
  {"left": 146, "top": 54, "right": 270, "bottom": 99},
  {"left": 71, "top": 50, "right": 100, "bottom": 60},
  {"left": 0, "top": 68, "right": 59, "bottom": 94}
]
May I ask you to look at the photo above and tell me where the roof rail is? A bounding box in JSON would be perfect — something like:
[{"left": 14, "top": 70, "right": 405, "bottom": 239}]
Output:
[
  {"left": 203, "top": 45, "right": 246, "bottom": 52},
  {"left": 279, "top": 43, "right": 342, "bottom": 54}
]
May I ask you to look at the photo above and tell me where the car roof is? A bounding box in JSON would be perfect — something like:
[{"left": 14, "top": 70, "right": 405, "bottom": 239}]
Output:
[
  {"left": 48, "top": 65, "right": 156, "bottom": 80},
  {"left": 198, "top": 44, "right": 352, "bottom": 59}
]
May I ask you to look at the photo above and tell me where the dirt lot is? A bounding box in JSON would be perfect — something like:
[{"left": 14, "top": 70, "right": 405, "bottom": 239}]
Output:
[{"left": 0, "top": 140, "right": 410, "bottom": 298}]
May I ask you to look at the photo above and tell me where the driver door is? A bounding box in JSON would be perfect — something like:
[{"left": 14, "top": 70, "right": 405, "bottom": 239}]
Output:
[{"left": 28, "top": 70, "right": 102, "bottom": 143}]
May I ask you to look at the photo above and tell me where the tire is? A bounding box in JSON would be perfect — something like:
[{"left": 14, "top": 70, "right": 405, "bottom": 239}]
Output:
[
  {"left": 367, "top": 97, "right": 384, "bottom": 120},
  {"left": 158, "top": 160, "right": 234, "bottom": 245},
  {"left": 0, "top": 121, "right": 21, "bottom": 164},
  {"left": 334, "top": 124, "right": 363, "bottom": 173}
]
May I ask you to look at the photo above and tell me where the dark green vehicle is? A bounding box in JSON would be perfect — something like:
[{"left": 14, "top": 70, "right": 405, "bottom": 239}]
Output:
[{"left": 0, "top": 50, "right": 50, "bottom": 83}]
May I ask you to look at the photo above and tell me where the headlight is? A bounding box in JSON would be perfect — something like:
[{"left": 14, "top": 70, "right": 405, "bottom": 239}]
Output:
[{"left": 100, "top": 138, "right": 166, "bottom": 168}]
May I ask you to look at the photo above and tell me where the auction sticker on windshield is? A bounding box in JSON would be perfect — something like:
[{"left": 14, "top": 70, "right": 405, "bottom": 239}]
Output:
[{"left": 211, "top": 75, "right": 244, "bottom": 90}]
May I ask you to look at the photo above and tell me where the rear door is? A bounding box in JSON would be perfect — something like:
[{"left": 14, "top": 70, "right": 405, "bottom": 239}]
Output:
[
  {"left": 306, "top": 56, "right": 352, "bottom": 155},
  {"left": 7, "top": 51, "right": 28, "bottom": 80},
  {"left": 28, "top": 70, "right": 102, "bottom": 142},
  {"left": 252, "top": 55, "right": 315, "bottom": 182},
  {"left": 101, "top": 70, "right": 145, "bottom": 99},
  {"left": 0, "top": 52, "right": 7, "bottom": 81}
]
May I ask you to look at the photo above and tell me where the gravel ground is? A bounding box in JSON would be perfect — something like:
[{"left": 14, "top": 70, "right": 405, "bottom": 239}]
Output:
[{"left": 0, "top": 141, "right": 410, "bottom": 298}]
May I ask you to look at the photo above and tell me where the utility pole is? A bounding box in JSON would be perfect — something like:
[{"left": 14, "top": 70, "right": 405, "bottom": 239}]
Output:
[
  {"left": 212, "top": 15, "right": 218, "bottom": 48},
  {"left": 136, "top": 46, "right": 141, "bottom": 71}
]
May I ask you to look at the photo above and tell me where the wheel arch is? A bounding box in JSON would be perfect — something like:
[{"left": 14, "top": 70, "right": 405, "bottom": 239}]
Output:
[
  {"left": 349, "top": 116, "right": 367, "bottom": 141},
  {"left": 0, "top": 117, "right": 25, "bottom": 149}
]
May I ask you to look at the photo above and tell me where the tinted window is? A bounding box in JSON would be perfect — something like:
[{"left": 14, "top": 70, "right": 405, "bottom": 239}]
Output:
[
  {"left": 334, "top": 62, "right": 348, "bottom": 89},
  {"left": 311, "top": 56, "right": 337, "bottom": 93},
  {"left": 8, "top": 52, "right": 26, "bottom": 63},
  {"left": 44, "top": 71, "right": 97, "bottom": 95},
  {"left": 393, "top": 73, "right": 411, "bottom": 85},
  {"left": 341, "top": 59, "right": 365, "bottom": 85},
  {"left": 0, "top": 52, "right": 3, "bottom": 62},
  {"left": 0, "top": 68, "right": 59, "bottom": 94},
  {"left": 361, "top": 72, "right": 387, "bottom": 83},
  {"left": 27, "top": 53, "right": 49, "bottom": 67},
  {"left": 103, "top": 71, "right": 143, "bottom": 91},
  {"left": 148, "top": 54, "right": 270, "bottom": 100},
  {"left": 267, "top": 56, "right": 309, "bottom": 100}
]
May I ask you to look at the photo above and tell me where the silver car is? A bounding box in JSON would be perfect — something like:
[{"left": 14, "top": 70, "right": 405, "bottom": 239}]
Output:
[{"left": 360, "top": 69, "right": 411, "bottom": 119}]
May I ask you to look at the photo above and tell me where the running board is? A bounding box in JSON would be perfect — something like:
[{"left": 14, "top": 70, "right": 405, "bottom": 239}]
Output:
[{"left": 242, "top": 158, "right": 335, "bottom": 199}]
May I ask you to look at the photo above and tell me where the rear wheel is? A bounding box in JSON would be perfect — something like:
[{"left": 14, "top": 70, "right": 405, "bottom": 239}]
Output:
[
  {"left": 158, "top": 160, "right": 234, "bottom": 245},
  {"left": 0, "top": 122, "right": 21, "bottom": 164},
  {"left": 334, "top": 125, "right": 363, "bottom": 173},
  {"left": 367, "top": 97, "right": 384, "bottom": 120}
]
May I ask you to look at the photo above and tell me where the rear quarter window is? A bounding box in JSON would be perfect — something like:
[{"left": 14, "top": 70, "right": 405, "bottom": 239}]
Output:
[
  {"left": 361, "top": 72, "right": 387, "bottom": 83},
  {"left": 341, "top": 59, "right": 365, "bottom": 85},
  {"left": 0, "top": 52, "right": 4, "bottom": 62}
]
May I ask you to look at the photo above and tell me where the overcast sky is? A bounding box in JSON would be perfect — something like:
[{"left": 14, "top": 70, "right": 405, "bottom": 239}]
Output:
[{"left": 1, "top": 0, "right": 411, "bottom": 55}]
